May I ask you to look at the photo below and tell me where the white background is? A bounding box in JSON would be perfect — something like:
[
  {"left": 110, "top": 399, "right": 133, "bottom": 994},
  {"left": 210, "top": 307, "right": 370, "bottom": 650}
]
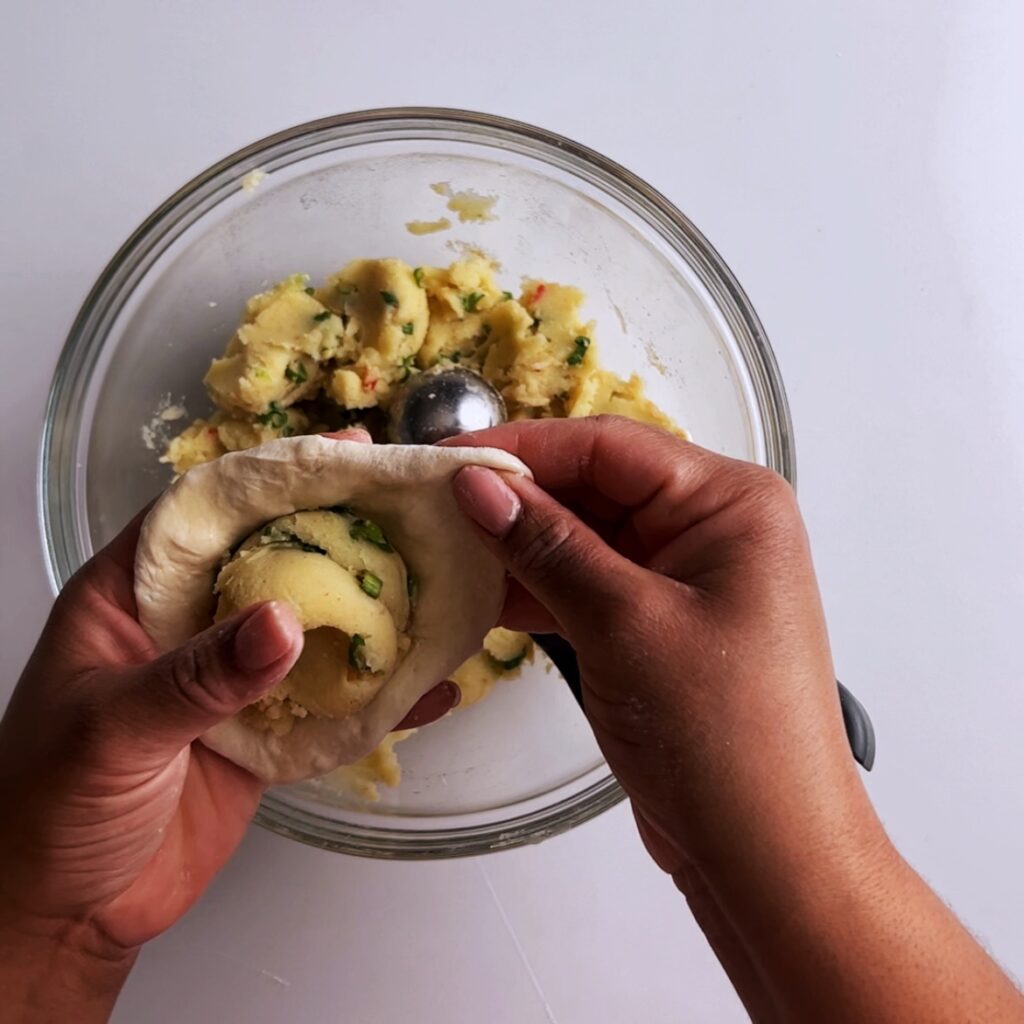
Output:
[{"left": 3, "top": 2, "right": 1023, "bottom": 1020}]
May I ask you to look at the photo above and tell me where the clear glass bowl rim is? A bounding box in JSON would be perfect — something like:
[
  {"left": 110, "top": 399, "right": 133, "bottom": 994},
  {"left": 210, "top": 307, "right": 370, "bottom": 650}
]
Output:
[{"left": 40, "top": 106, "right": 795, "bottom": 859}]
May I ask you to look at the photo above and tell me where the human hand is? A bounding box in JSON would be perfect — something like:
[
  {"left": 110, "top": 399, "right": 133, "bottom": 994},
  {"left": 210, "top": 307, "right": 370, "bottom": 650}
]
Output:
[
  {"left": 452, "top": 417, "right": 1024, "bottom": 1023},
  {"left": 0, "top": 428, "right": 456, "bottom": 1021},
  {"left": 451, "top": 416, "right": 870, "bottom": 877},
  {"left": 451, "top": 417, "right": 889, "bottom": 1018}
]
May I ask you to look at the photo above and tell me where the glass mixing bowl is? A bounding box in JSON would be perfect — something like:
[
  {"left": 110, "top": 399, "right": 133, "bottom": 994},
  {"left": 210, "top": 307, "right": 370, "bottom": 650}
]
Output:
[{"left": 41, "top": 108, "right": 793, "bottom": 858}]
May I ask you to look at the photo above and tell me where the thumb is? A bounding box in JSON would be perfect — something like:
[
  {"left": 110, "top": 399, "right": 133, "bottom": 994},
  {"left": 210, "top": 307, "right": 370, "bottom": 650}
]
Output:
[
  {"left": 110, "top": 601, "right": 303, "bottom": 761},
  {"left": 453, "top": 466, "right": 634, "bottom": 635}
]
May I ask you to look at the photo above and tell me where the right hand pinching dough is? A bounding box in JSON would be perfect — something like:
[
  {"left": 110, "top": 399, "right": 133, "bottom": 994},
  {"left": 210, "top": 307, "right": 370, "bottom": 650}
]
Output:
[{"left": 451, "top": 415, "right": 1024, "bottom": 1024}]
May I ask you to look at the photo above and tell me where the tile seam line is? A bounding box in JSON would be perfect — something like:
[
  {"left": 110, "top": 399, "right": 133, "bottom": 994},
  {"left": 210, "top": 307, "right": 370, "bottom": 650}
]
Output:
[{"left": 476, "top": 859, "right": 559, "bottom": 1024}]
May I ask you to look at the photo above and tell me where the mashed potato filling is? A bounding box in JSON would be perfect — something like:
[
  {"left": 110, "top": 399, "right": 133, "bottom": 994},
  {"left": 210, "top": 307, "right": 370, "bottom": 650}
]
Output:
[
  {"left": 215, "top": 508, "right": 411, "bottom": 736},
  {"left": 451, "top": 627, "right": 534, "bottom": 708},
  {"left": 165, "top": 255, "right": 679, "bottom": 477}
]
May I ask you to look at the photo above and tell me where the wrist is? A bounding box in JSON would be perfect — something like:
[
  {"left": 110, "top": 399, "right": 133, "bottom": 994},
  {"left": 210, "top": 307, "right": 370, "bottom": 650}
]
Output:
[
  {"left": 691, "top": 778, "right": 896, "bottom": 912},
  {"left": 665, "top": 739, "right": 890, "bottom": 897},
  {"left": 676, "top": 791, "right": 906, "bottom": 1011},
  {"left": 0, "top": 903, "right": 137, "bottom": 1023},
  {"left": 698, "top": 805, "right": 898, "bottom": 926}
]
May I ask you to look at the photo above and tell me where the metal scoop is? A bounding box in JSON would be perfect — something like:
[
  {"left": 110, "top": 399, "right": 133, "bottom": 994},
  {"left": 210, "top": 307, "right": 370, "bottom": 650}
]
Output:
[{"left": 389, "top": 367, "right": 876, "bottom": 770}]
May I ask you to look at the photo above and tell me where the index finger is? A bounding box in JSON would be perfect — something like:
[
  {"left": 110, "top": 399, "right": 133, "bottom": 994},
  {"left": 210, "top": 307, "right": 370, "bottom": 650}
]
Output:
[
  {"left": 65, "top": 503, "right": 154, "bottom": 615},
  {"left": 448, "top": 416, "right": 704, "bottom": 508},
  {"left": 99, "top": 503, "right": 152, "bottom": 574},
  {"left": 320, "top": 427, "right": 372, "bottom": 443},
  {"left": 448, "top": 416, "right": 773, "bottom": 560}
]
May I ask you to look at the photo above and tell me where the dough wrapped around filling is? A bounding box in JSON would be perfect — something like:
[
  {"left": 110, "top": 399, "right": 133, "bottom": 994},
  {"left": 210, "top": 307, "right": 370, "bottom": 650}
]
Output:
[
  {"left": 135, "top": 435, "right": 530, "bottom": 782},
  {"left": 215, "top": 509, "right": 412, "bottom": 734}
]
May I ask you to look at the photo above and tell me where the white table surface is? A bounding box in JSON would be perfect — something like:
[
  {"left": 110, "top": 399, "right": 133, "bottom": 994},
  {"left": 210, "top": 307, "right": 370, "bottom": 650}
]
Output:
[{"left": 3, "top": 2, "right": 1023, "bottom": 1020}]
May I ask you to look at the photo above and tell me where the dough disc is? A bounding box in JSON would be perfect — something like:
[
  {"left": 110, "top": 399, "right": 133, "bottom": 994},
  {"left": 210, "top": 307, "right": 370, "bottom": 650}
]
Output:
[{"left": 134, "top": 435, "right": 529, "bottom": 782}]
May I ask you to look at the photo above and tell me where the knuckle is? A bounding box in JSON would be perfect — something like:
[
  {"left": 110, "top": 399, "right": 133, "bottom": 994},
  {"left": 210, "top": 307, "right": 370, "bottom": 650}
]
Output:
[
  {"left": 592, "top": 412, "right": 631, "bottom": 433},
  {"left": 63, "top": 687, "right": 110, "bottom": 757},
  {"left": 736, "top": 466, "right": 803, "bottom": 542},
  {"left": 740, "top": 463, "right": 796, "bottom": 509},
  {"left": 41, "top": 678, "right": 134, "bottom": 775},
  {"left": 511, "top": 509, "right": 579, "bottom": 584},
  {"left": 51, "top": 570, "right": 102, "bottom": 627},
  {"left": 165, "top": 642, "right": 227, "bottom": 718}
]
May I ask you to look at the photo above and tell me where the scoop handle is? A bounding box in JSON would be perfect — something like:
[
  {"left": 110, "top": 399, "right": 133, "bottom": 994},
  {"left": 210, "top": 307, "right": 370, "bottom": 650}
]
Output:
[
  {"left": 530, "top": 633, "right": 876, "bottom": 771},
  {"left": 530, "top": 632, "right": 584, "bottom": 707}
]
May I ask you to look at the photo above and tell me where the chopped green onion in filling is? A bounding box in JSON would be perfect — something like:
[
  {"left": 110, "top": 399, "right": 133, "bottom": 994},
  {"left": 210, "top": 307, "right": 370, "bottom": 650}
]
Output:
[
  {"left": 257, "top": 401, "right": 288, "bottom": 428},
  {"left": 567, "top": 335, "right": 590, "bottom": 366},
  {"left": 349, "top": 517, "right": 393, "bottom": 552},
  {"left": 348, "top": 634, "right": 368, "bottom": 672},
  {"left": 489, "top": 650, "right": 527, "bottom": 673},
  {"left": 357, "top": 570, "right": 383, "bottom": 599}
]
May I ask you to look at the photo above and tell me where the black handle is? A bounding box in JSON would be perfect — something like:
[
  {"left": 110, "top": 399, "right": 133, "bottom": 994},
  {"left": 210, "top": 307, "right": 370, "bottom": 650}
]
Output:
[
  {"left": 530, "top": 633, "right": 876, "bottom": 771},
  {"left": 530, "top": 633, "right": 584, "bottom": 707},
  {"left": 837, "top": 681, "right": 875, "bottom": 771}
]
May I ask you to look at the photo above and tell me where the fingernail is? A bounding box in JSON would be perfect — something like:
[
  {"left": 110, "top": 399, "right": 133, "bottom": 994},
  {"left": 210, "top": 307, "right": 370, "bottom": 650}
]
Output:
[
  {"left": 321, "top": 427, "right": 372, "bottom": 443},
  {"left": 235, "top": 602, "right": 300, "bottom": 671},
  {"left": 439, "top": 679, "right": 462, "bottom": 710},
  {"left": 453, "top": 467, "right": 522, "bottom": 538}
]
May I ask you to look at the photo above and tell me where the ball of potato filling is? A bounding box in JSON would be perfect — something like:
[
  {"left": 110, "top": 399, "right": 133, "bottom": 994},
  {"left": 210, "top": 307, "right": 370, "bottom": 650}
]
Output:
[{"left": 214, "top": 508, "right": 412, "bottom": 733}]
